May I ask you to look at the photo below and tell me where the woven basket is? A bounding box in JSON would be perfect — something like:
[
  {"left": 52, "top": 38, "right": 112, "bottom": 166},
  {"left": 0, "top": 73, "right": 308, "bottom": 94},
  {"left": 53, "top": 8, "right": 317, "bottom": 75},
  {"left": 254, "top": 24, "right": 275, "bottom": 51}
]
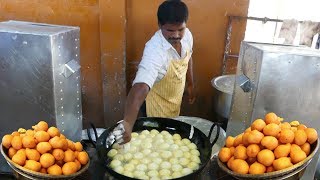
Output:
[
  {"left": 1, "top": 143, "right": 90, "bottom": 180},
  {"left": 217, "top": 139, "right": 319, "bottom": 180}
]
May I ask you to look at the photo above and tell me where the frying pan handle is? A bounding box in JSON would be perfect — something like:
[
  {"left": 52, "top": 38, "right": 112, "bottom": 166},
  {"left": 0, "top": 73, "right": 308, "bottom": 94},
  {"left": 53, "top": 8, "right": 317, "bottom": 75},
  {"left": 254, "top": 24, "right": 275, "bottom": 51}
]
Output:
[
  {"left": 87, "top": 122, "right": 98, "bottom": 148},
  {"left": 208, "top": 122, "right": 220, "bottom": 148}
]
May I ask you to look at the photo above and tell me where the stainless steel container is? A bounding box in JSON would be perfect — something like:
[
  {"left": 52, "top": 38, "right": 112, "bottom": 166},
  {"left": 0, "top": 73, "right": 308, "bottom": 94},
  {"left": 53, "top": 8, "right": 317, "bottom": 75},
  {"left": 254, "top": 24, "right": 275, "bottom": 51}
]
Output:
[
  {"left": 0, "top": 21, "right": 82, "bottom": 141},
  {"left": 227, "top": 41, "right": 320, "bottom": 179},
  {"left": 211, "top": 75, "right": 235, "bottom": 118}
]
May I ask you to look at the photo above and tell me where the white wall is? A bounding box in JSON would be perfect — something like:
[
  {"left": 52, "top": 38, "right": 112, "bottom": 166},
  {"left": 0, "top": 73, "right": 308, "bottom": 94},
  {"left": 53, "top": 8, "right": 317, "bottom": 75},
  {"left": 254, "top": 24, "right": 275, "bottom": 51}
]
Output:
[{"left": 245, "top": 0, "right": 320, "bottom": 43}]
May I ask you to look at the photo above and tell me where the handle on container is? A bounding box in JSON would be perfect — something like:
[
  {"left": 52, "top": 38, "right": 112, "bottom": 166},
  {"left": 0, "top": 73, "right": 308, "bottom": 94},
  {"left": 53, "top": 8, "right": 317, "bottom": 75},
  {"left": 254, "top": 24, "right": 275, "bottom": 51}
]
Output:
[
  {"left": 63, "top": 59, "right": 81, "bottom": 78},
  {"left": 87, "top": 122, "right": 98, "bottom": 148},
  {"left": 208, "top": 122, "right": 220, "bottom": 148}
]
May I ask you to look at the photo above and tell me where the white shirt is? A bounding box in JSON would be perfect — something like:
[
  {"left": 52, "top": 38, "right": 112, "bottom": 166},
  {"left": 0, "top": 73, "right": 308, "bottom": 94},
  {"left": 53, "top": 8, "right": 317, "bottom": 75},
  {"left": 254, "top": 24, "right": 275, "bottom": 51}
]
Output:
[{"left": 132, "top": 28, "right": 193, "bottom": 88}]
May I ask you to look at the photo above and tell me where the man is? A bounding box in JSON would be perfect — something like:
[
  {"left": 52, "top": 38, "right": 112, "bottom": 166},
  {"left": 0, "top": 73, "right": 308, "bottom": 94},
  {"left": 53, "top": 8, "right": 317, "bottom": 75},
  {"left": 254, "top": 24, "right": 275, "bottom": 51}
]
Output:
[{"left": 120, "top": 0, "right": 195, "bottom": 144}]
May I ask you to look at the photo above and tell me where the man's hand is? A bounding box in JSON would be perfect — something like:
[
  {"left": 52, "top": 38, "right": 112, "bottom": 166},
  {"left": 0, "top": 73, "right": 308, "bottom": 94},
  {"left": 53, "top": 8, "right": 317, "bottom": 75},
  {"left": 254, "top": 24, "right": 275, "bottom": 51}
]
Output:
[
  {"left": 111, "top": 120, "right": 133, "bottom": 145},
  {"left": 187, "top": 85, "right": 195, "bottom": 104},
  {"left": 121, "top": 120, "right": 133, "bottom": 144}
]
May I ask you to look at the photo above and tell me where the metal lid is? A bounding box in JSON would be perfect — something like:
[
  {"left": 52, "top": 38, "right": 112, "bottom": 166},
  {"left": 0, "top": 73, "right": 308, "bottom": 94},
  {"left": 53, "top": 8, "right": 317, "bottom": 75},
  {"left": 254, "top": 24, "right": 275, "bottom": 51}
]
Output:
[{"left": 211, "top": 75, "right": 235, "bottom": 94}]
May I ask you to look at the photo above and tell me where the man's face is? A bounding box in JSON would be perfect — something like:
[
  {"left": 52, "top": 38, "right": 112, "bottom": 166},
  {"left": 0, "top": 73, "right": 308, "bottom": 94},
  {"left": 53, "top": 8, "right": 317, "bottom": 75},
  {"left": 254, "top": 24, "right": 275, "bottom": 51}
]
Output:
[{"left": 160, "top": 22, "right": 186, "bottom": 45}]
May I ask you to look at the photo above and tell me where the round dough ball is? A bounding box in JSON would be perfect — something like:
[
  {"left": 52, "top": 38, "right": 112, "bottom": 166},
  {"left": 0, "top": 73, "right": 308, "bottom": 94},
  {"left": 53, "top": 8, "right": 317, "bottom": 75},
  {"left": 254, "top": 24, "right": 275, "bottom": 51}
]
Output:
[
  {"left": 180, "top": 145, "right": 189, "bottom": 152},
  {"left": 124, "top": 163, "right": 135, "bottom": 172},
  {"left": 181, "top": 168, "right": 193, "bottom": 175},
  {"left": 113, "top": 154, "right": 124, "bottom": 161},
  {"left": 155, "top": 134, "right": 164, "bottom": 139},
  {"left": 140, "top": 158, "right": 151, "bottom": 164},
  {"left": 172, "top": 164, "right": 183, "bottom": 172},
  {"left": 138, "top": 134, "right": 147, "bottom": 139},
  {"left": 184, "top": 152, "right": 191, "bottom": 159},
  {"left": 175, "top": 140, "right": 184, "bottom": 146},
  {"left": 159, "top": 169, "right": 171, "bottom": 176},
  {"left": 140, "top": 175, "right": 149, "bottom": 179},
  {"left": 159, "top": 143, "right": 170, "bottom": 150},
  {"left": 112, "top": 143, "right": 121, "bottom": 149},
  {"left": 182, "top": 138, "right": 191, "bottom": 145},
  {"left": 188, "top": 143, "right": 197, "bottom": 150},
  {"left": 147, "top": 170, "right": 159, "bottom": 177},
  {"left": 154, "top": 139, "right": 165, "bottom": 146},
  {"left": 129, "top": 159, "right": 140, "bottom": 165},
  {"left": 153, "top": 139, "right": 164, "bottom": 149},
  {"left": 170, "top": 144, "right": 179, "bottom": 150},
  {"left": 148, "top": 162, "right": 159, "bottom": 170},
  {"left": 123, "top": 171, "right": 134, "bottom": 178},
  {"left": 107, "top": 149, "right": 118, "bottom": 158},
  {"left": 166, "top": 139, "right": 175, "bottom": 145},
  {"left": 136, "top": 164, "right": 148, "bottom": 171},
  {"left": 161, "top": 175, "right": 172, "bottom": 179},
  {"left": 134, "top": 152, "right": 144, "bottom": 159},
  {"left": 172, "top": 171, "right": 183, "bottom": 178},
  {"left": 150, "top": 129, "right": 159, "bottom": 135},
  {"left": 144, "top": 142, "right": 153, "bottom": 149},
  {"left": 160, "top": 130, "right": 170, "bottom": 136},
  {"left": 160, "top": 161, "right": 172, "bottom": 169},
  {"left": 124, "top": 153, "right": 133, "bottom": 161},
  {"left": 169, "top": 158, "right": 179, "bottom": 165},
  {"left": 150, "top": 177, "right": 161, "bottom": 180},
  {"left": 149, "top": 152, "right": 159, "bottom": 158},
  {"left": 179, "top": 158, "right": 190, "bottom": 166},
  {"left": 144, "top": 138, "right": 153, "bottom": 143},
  {"left": 141, "top": 130, "right": 150, "bottom": 135},
  {"left": 191, "top": 149, "right": 200, "bottom": 156},
  {"left": 133, "top": 170, "right": 146, "bottom": 178},
  {"left": 142, "top": 149, "right": 152, "bottom": 156},
  {"left": 187, "top": 161, "right": 199, "bottom": 170},
  {"left": 110, "top": 159, "right": 122, "bottom": 169},
  {"left": 131, "top": 139, "right": 142, "bottom": 146},
  {"left": 128, "top": 146, "right": 138, "bottom": 153},
  {"left": 152, "top": 157, "right": 163, "bottom": 164},
  {"left": 173, "top": 134, "right": 182, "bottom": 141},
  {"left": 161, "top": 151, "right": 173, "bottom": 159},
  {"left": 164, "top": 134, "right": 173, "bottom": 140},
  {"left": 173, "top": 150, "right": 184, "bottom": 158},
  {"left": 131, "top": 132, "right": 139, "bottom": 137},
  {"left": 114, "top": 166, "right": 124, "bottom": 174},
  {"left": 123, "top": 143, "right": 131, "bottom": 152},
  {"left": 190, "top": 156, "right": 201, "bottom": 164}
]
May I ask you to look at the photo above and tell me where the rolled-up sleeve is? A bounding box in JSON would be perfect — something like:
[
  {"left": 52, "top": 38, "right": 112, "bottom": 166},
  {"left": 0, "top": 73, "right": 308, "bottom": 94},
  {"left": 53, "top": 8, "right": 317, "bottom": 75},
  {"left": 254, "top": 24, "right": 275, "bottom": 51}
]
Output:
[{"left": 132, "top": 43, "right": 164, "bottom": 89}]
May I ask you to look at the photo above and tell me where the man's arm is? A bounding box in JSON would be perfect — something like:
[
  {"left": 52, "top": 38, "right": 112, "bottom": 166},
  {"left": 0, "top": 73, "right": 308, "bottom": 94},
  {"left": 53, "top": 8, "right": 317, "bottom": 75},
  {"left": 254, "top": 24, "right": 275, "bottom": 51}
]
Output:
[
  {"left": 122, "top": 83, "right": 150, "bottom": 143},
  {"left": 186, "top": 57, "right": 195, "bottom": 104}
]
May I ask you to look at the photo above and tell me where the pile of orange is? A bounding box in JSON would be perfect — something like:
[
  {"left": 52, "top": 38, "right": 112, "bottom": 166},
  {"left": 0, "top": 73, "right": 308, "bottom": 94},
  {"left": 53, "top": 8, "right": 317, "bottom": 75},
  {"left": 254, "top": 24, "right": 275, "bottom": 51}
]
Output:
[
  {"left": 1, "top": 121, "right": 89, "bottom": 175},
  {"left": 218, "top": 112, "right": 318, "bottom": 175}
]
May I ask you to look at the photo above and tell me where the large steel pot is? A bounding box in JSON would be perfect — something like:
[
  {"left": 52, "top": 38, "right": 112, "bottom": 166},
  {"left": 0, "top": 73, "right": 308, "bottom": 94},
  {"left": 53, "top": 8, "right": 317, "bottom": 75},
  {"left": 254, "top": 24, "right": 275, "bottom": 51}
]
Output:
[
  {"left": 96, "top": 117, "right": 220, "bottom": 180},
  {"left": 211, "top": 75, "right": 235, "bottom": 118}
]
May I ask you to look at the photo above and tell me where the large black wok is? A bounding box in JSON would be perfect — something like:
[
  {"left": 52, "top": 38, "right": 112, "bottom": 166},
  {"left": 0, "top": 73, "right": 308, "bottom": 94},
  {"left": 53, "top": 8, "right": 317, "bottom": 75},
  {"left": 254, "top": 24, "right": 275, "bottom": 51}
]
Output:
[{"left": 96, "top": 117, "right": 220, "bottom": 180}]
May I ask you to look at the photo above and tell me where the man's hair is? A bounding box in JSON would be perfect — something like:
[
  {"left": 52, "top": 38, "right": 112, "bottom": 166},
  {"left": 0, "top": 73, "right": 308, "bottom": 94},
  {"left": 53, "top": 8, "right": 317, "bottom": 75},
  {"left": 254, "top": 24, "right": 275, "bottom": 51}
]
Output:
[{"left": 157, "top": 0, "right": 189, "bottom": 26}]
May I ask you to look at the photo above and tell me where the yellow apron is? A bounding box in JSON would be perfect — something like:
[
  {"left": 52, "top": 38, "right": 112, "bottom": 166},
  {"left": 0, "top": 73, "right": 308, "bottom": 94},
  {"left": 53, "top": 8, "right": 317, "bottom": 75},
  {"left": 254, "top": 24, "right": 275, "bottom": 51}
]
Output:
[{"left": 146, "top": 50, "right": 191, "bottom": 117}]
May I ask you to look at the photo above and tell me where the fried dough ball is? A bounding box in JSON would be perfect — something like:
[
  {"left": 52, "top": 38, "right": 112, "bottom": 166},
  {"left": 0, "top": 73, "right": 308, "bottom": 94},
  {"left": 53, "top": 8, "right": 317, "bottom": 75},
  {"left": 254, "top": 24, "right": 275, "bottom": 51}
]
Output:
[
  {"left": 273, "top": 157, "right": 293, "bottom": 170},
  {"left": 218, "top": 148, "right": 232, "bottom": 162},
  {"left": 231, "top": 159, "right": 249, "bottom": 174},
  {"left": 234, "top": 145, "right": 247, "bottom": 160},
  {"left": 274, "top": 144, "right": 291, "bottom": 159},
  {"left": 251, "top": 119, "right": 266, "bottom": 131},
  {"left": 294, "top": 130, "right": 307, "bottom": 146},
  {"left": 249, "top": 162, "right": 266, "bottom": 174},
  {"left": 305, "top": 128, "right": 318, "bottom": 144},
  {"left": 257, "top": 149, "right": 274, "bottom": 167}
]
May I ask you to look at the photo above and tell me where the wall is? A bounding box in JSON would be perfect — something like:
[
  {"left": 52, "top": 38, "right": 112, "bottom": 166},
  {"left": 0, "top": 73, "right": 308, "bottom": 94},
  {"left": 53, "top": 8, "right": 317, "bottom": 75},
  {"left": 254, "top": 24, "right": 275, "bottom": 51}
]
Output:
[
  {"left": 0, "top": 0, "right": 249, "bottom": 127},
  {"left": 126, "top": 0, "right": 249, "bottom": 120}
]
